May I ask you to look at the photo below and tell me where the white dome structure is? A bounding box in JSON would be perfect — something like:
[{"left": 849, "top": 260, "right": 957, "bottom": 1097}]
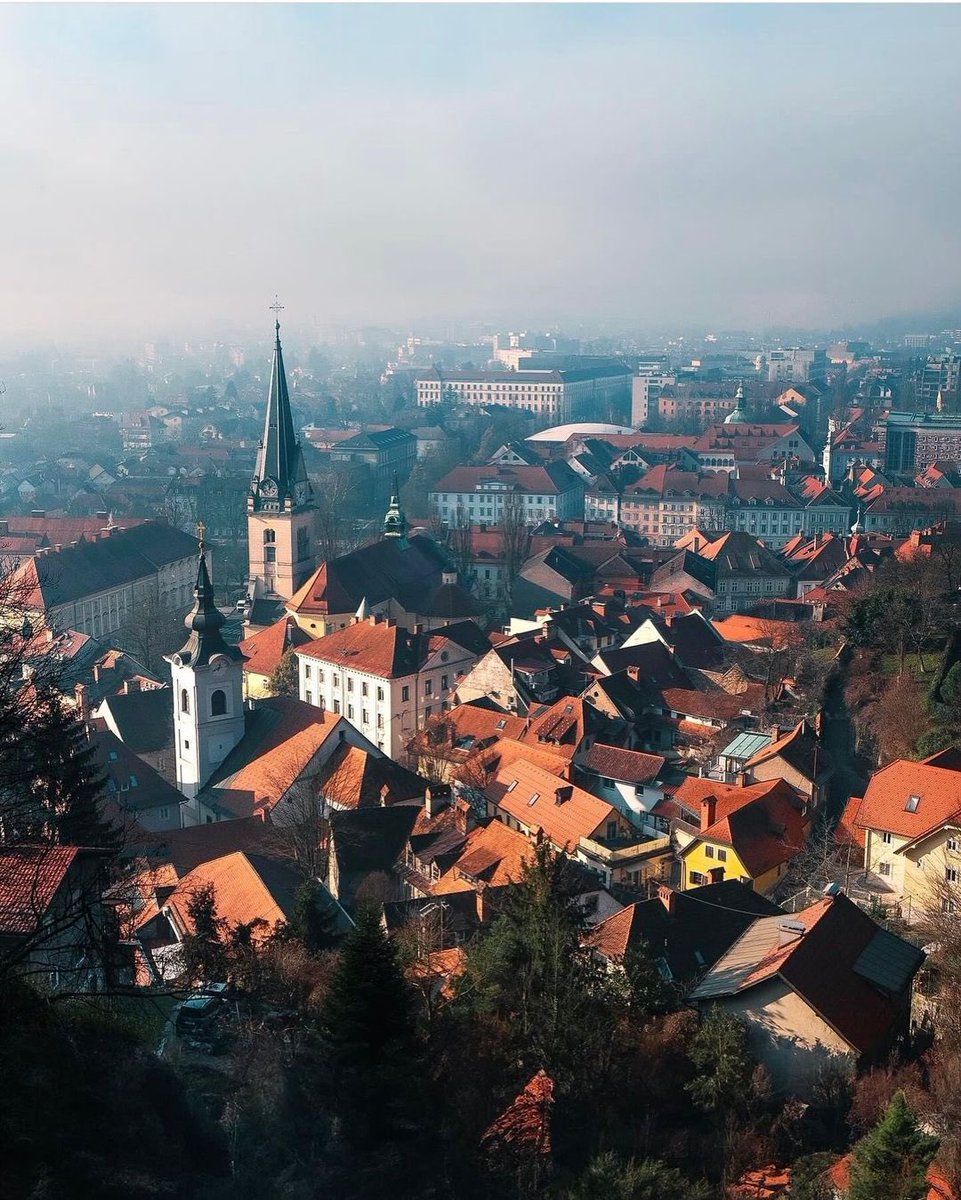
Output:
[{"left": 526, "top": 422, "right": 636, "bottom": 443}]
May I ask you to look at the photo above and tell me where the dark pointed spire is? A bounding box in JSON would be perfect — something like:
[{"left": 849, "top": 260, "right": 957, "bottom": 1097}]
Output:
[
  {"left": 170, "top": 523, "right": 244, "bottom": 667},
  {"left": 383, "top": 473, "right": 407, "bottom": 539},
  {"left": 250, "top": 310, "right": 313, "bottom": 512}
]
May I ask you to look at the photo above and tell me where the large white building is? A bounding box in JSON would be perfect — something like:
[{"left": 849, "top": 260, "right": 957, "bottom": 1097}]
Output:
[
  {"left": 430, "top": 457, "right": 584, "bottom": 526},
  {"left": 415, "top": 365, "right": 632, "bottom": 425},
  {"left": 296, "top": 615, "right": 491, "bottom": 758}
]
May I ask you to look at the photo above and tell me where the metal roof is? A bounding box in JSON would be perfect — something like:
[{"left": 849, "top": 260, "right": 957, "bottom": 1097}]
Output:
[
  {"left": 719, "top": 731, "right": 772, "bottom": 761},
  {"left": 853, "top": 927, "right": 925, "bottom": 997}
]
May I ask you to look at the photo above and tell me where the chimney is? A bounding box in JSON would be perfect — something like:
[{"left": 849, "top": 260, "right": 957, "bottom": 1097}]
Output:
[
  {"left": 92, "top": 664, "right": 101, "bottom": 684},
  {"left": 74, "top": 682, "right": 88, "bottom": 720},
  {"left": 95, "top": 511, "right": 108, "bottom": 521},
  {"left": 627, "top": 665, "right": 641, "bottom": 682},
  {"left": 425, "top": 785, "right": 446, "bottom": 819},
  {"left": 475, "top": 884, "right": 488, "bottom": 925},
  {"left": 657, "top": 884, "right": 676, "bottom": 915},
  {"left": 700, "top": 795, "right": 717, "bottom": 830},
  {"left": 123, "top": 679, "right": 141, "bottom": 695},
  {"left": 453, "top": 797, "right": 472, "bottom": 834},
  {"left": 379, "top": 784, "right": 391, "bottom": 808},
  {"left": 413, "top": 623, "right": 424, "bottom": 636}
]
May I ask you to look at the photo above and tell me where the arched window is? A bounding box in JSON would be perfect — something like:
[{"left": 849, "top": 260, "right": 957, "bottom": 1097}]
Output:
[
  {"left": 210, "top": 689, "right": 227, "bottom": 717},
  {"left": 264, "top": 529, "right": 276, "bottom": 545},
  {"left": 180, "top": 688, "right": 189, "bottom": 714}
]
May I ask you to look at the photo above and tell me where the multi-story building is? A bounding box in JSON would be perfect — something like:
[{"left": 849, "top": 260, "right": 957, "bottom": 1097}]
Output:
[
  {"left": 328, "top": 427, "right": 417, "bottom": 493},
  {"left": 416, "top": 365, "right": 632, "bottom": 424},
  {"left": 296, "top": 615, "right": 490, "bottom": 757},
  {"left": 917, "top": 353, "right": 961, "bottom": 408},
  {"left": 765, "top": 347, "right": 826, "bottom": 384},
  {"left": 884, "top": 410, "right": 961, "bottom": 475},
  {"left": 688, "top": 423, "right": 816, "bottom": 472},
  {"left": 617, "top": 467, "right": 728, "bottom": 546},
  {"left": 630, "top": 372, "right": 676, "bottom": 426},
  {"left": 11, "top": 522, "right": 203, "bottom": 640},
  {"left": 430, "top": 460, "right": 584, "bottom": 526}
]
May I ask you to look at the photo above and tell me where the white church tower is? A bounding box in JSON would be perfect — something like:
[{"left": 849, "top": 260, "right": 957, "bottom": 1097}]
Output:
[{"left": 166, "top": 526, "right": 247, "bottom": 821}]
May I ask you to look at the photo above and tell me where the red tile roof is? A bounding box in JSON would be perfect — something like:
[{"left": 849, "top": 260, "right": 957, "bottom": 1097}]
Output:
[
  {"left": 486, "top": 759, "right": 627, "bottom": 851},
  {"left": 0, "top": 845, "right": 80, "bottom": 935},
  {"left": 239, "top": 616, "right": 313, "bottom": 679},
  {"left": 854, "top": 755, "right": 961, "bottom": 844},
  {"left": 480, "top": 1071, "right": 554, "bottom": 1161},
  {"left": 579, "top": 743, "right": 665, "bottom": 785}
]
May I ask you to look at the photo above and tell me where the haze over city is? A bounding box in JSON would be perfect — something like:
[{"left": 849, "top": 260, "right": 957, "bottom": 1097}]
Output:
[{"left": 4, "top": 3, "right": 961, "bottom": 350}]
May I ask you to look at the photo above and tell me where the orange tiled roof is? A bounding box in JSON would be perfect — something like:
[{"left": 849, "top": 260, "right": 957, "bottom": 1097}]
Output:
[
  {"left": 135, "top": 850, "right": 295, "bottom": 938},
  {"left": 854, "top": 754, "right": 961, "bottom": 844},
  {"left": 203, "top": 697, "right": 350, "bottom": 818},
  {"left": 0, "top": 845, "right": 80, "bottom": 935},
  {"left": 481, "top": 1071, "right": 554, "bottom": 1161},
  {"left": 435, "top": 819, "right": 532, "bottom": 892},
  {"left": 712, "top": 614, "right": 801, "bottom": 645},
  {"left": 486, "top": 759, "right": 625, "bottom": 851},
  {"left": 239, "top": 616, "right": 313, "bottom": 679},
  {"left": 579, "top": 743, "right": 664, "bottom": 785}
]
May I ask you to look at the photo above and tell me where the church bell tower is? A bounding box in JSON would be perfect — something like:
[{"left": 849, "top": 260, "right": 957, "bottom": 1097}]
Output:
[
  {"left": 248, "top": 308, "right": 317, "bottom": 600},
  {"left": 167, "top": 527, "right": 247, "bottom": 820}
]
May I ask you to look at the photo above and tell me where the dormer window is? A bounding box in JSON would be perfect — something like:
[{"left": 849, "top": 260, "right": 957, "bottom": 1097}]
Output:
[
  {"left": 506, "top": 779, "right": 518, "bottom": 792},
  {"left": 905, "top": 794, "right": 921, "bottom": 813}
]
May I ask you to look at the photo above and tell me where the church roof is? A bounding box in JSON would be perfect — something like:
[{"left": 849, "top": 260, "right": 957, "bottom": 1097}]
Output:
[
  {"left": 286, "top": 533, "right": 451, "bottom": 617},
  {"left": 169, "top": 547, "right": 245, "bottom": 668},
  {"left": 250, "top": 320, "right": 312, "bottom": 511}
]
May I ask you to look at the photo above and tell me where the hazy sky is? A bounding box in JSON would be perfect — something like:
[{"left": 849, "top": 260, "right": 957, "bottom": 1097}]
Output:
[{"left": 3, "top": 3, "right": 961, "bottom": 346}]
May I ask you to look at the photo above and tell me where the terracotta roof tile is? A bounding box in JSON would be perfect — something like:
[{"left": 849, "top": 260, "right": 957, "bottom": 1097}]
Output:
[
  {"left": 854, "top": 756, "right": 961, "bottom": 843},
  {"left": 481, "top": 1071, "right": 554, "bottom": 1161},
  {"left": 0, "top": 845, "right": 80, "bottom": 936},
  {"left": 579, "top": 743, "right": 665, "bottom": 784},
  {"left": 486, "top": 759, "right": 626, "bottom": 850},
  {"left": 239, "top": 616, "right": 313, "bottom": 679}
]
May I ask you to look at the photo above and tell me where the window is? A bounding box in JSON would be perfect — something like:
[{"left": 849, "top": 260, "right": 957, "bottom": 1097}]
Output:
[
  {"left": 424, "top": 679, "right": 432, "bottom": 696},
  {"left": 506, "top": 779, "right": 519, "bottom": 792},
  {"left": 183, "top": 739, "right": 190, "bottom": 751},
  {"left": 878, "top": 862, "right": 891, "bottom": 877},
  {"left": 347, "top": 705, "right": 354, "bottom": 720},
  {"left": 305, "top": 691, "right": 313, "bottom": 706},
  {"left": 948, "top": 838, "right": 959, "bottom": 852},
  {"left": 377, "top": 687, "right": 384, "bottom": 702},
  {"left": 333, "top": 674, "right": 340, "bottom": 687},
  {"left": 158, "top": 807, "right": 170, "bottom": 822},
  {"left": 362, "top": 682, "right": 368, "bottom": 697},
  {"left": 906, "top": 794, "right": 921, "bottom": 812},
  {"left": 210, "top": 689, "right": 226, "bottom": 717},
  {"left": 318, "top": 669, "right": 324, "bottom": 684},
  {"left": 347, "top": 678, "right": 354, "bottom": 693},
  {"left": 377, "top": 714, "right": 384, "bottom": 728},
  {"left": 705, "top": 846, "right": 715, "bottom": 859},
  {"left": 601, "top": 777, "right": 615, "bottom": 789},
  {"left": 425, "top": 706, "right": 432, "bottom": 718},
  {"left": 263, "top": 529, "right": 275, "bottom": 545},
  {"left": 882, "top": 831, "right": 893, "bottom": 845},
  {"left": 333, "top": 699, "right": 340, "bottom": 714},
  {"left": 180, "top": 688, "right": 189, "bottom": 714},
  {"left": 441, "top": 674, "right": 448, "bottom": 691},
  {"left": 947, "top": 867, "right": 958, "bottom": 884},
  {"left": 304, "top": 664, "right": 312, "bottom": 680},
  {"left": 527, "top": 792, "right": 540, "bottom": 807},
  {"left": 362, "top": 710, "right": 369, "bottom": 725},
  {"left": 689, "top": 871, "right": 707, "bottom": 886},
  {"left": 717, "top": 849, "right": 727, "bottom": 862},
  {"left": 402, "top": 686, "right": 410, "bottom": 702},
  {"left": 943, "top": 899, "right": 958, "bottom": 915},
  {"left": 606, "top": 821, "right": 619, "bottom": 840}
]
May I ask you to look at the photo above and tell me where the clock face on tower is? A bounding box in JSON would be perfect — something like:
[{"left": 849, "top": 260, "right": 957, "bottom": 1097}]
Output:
[{"left": 260, "top": 478, "right": 278, "bottom": 498}]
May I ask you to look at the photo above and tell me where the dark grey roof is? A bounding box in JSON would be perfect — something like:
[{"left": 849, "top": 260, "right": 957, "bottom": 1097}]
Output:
[
  {"left": 330, "top": 803, "right": 420, "bottom": 873},
  {"left": 250, "top": 322, "right": 312, "bottom": 511},
  {"left": 100, "top": 686, "right": 174, "bottom": 755}
]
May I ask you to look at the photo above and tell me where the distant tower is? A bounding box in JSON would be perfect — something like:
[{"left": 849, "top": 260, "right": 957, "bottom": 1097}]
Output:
[
  {"left": 725, "top": 382, "right": 749, "bottom": 425},
  {"left": 383, "top": 474, "right": 408, "bottom": 540},
  {"left": 823, "top": 416, "right": 839, "bottom": 482},
  {"left": 167, "top": 526, "right": 247, "bottom": 819},
  {"left": 248, "top": 309, "right": 317, "bottom": 599},
  {"left": 937, "top": 388, "right": 945, "bottom": 414}
]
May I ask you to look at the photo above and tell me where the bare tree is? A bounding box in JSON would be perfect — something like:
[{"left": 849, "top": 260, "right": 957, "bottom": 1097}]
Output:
[
  {"left": 447, "top": 505, "right": 474, "bottom": 587},
  {"left": 499, "top": 492, "right": 530, "bottom": 613}
]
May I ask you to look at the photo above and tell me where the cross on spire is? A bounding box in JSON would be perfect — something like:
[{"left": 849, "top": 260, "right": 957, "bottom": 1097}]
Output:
[
  {"left": 269, "top": 295, "right": 284, "bottom": 336},
  {"left": 196, "top": 520, "right": 206, "bottom": 554}
]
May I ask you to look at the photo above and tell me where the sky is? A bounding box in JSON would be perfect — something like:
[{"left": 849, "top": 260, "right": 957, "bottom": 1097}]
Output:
[{"left": 2, "top": 3, "right": 961, "bottom": 348}]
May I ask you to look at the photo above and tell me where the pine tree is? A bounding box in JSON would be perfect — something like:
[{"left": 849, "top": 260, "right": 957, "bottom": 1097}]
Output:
[
  {"left": 288, "top": 880, "right": 340, "bottom": 952},
  {"left": 685, "top": 1008, "right": 753, "bottom": 1116},
  {"left": 267, "top": 647, "right": 300, "bottom": 697},
  {"left": 848, "top": 1090, "right": 939, "bottom": 1200},
  {"left": 563, "top": 1151, "right": 710, "bottom": 1200},
  {"left": 20, "top": 689, "right": 114, "bottom": 849}
]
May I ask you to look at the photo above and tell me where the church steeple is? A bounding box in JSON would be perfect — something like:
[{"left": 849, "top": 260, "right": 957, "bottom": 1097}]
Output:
[
  {"left": 173, "top": 524, "right": 244, "bottom": 668},
  {"left": 383, "top": 474, "right": 408, "bottom": 539},
  {"left": 250, "top": 315, "right": 313, "bottom": 514}
]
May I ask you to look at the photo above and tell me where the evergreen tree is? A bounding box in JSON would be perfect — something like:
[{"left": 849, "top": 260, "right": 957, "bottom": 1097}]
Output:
[
  {"left": 848, "top": 1090, "right": 939, "bottom": 1200},
  {"left": 684, "top": 1007, "right": 753, "bottom": 1116},
  {"left": 179, "top": 883, "right": 229, "bottom": 984},
  {"left": 287, "top": 880, "right": 340, "bottom": 952},
  {"left": 562, "top": 1150, "right": 711, "bottom": 1200},
  {"left": 267, "top": 647, "right": 300, "bottom": 697},
  {"left": 12, "top": 688, "right": 114, "bottom": 849}
]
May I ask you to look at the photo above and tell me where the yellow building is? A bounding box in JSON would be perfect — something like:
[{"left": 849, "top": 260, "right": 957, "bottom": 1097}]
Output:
[
  {"left": 676, "top": 777, "right": 809, "bottom": 895},
  {"left": 842, "top": 749, "right": 961, "bottom": 922},
  {"left": 237, "top": 615, "right": 313, "bottom": 701}
]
